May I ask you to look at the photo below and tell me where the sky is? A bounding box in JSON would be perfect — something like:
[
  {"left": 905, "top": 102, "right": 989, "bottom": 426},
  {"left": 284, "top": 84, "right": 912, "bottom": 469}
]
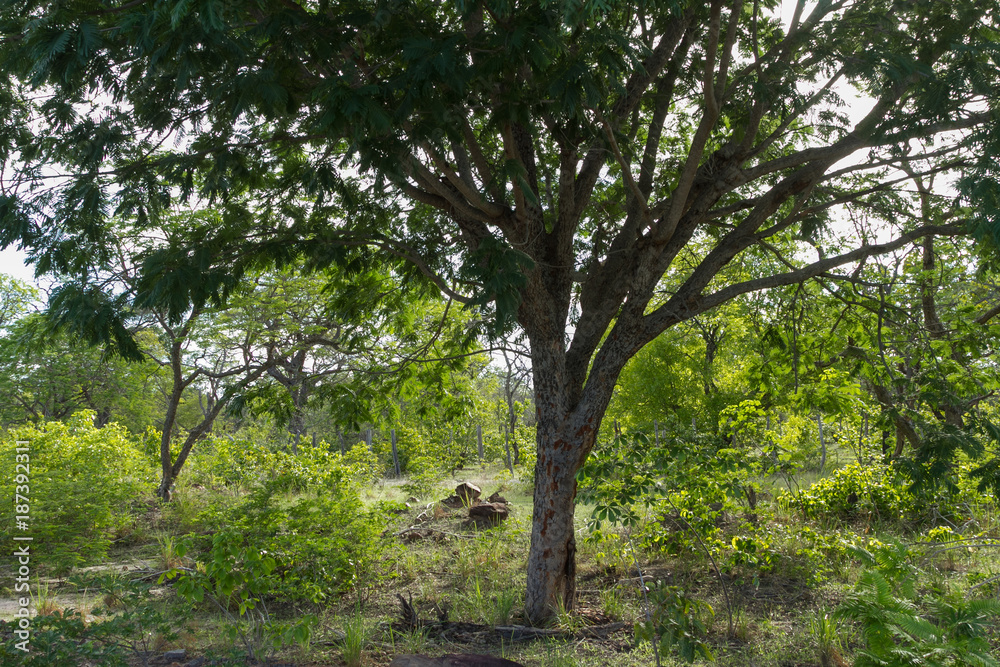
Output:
[{"left": 0, "top": 247, "right": 35, "bottom": 286}]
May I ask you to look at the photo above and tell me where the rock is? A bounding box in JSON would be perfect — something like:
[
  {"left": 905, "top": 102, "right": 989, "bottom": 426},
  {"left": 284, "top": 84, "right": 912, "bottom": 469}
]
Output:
[
  {"left": 402, "top": 529, "right": 432, "bottom": 542},
  {"left": 465, "top": 502, "right": 509, "bottom": 528},
  {"left": 183, "top": 658, "right": 206, "bottom": 667},
  {"left": 455, "top": 482, "right": 482, "bottom": 503},
  {"left": 487, "top": 492, "right": 507, "bottom": 504},
  {"left": 390, "top": 654, "right": 525, "bottom": 667},
  {"left": 163, "top": 649, "right": 187, "bottom": 663}
]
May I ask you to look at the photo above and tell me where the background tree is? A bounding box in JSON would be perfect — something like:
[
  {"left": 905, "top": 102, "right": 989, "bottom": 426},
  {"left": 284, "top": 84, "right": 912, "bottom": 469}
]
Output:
[{"left": 2, "top": 0, "right": 999, "bottom": 621}]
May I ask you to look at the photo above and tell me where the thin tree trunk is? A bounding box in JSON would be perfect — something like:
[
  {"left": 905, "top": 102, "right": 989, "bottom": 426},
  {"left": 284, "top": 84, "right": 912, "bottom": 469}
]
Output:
[
  {"left": 157, "top": 341, "right": 186, "bottom": 501},
  {"left": 817, "top": 413, "right": 826, "bottom": 474},
  {"left": 391, "top": 429, "right": 400, "bottom": 477},
  {"left": 503, "top": 424, "right": 513, "bottom": 474}
]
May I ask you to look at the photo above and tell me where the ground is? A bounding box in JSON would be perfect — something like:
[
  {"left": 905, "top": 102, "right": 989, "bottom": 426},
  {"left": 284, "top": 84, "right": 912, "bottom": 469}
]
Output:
[{"left": 2, "top": 463, "right": 999, "bottom": 666}]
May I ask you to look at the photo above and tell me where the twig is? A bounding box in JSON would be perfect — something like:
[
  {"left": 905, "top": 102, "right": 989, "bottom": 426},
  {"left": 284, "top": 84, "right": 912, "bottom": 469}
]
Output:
[
  {"left": 663, "top": 496, "right": 734, "bottom": 637},
  {"left": 625, "top": 533, "right": 661, "bottom": 667},
  {"left": 395, "top": 526, "right": 474, "bottom": 539}
]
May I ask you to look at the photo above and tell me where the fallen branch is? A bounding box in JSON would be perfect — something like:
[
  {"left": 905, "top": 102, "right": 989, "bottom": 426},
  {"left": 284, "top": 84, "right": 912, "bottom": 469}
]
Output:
[{"left": 396, "top": 526, "right": 474, "bottom": 539}]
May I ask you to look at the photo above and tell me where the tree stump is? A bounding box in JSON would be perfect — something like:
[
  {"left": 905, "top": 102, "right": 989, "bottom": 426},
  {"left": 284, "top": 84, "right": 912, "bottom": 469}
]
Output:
[
  {"left": 465, "top": 502, "right": 509, "bottom": 528},
  {"left": 455, "top": 482, "right": 482, "bottom": 503}
]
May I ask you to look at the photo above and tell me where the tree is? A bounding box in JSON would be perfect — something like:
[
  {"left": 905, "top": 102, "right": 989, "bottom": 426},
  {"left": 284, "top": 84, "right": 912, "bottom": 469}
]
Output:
[{"left": 2, "top": 0, "right": 999, "bottom": 622}]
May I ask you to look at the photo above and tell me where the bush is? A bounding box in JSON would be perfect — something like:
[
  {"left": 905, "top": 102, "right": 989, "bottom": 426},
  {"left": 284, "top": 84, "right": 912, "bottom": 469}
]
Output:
[
  {"left": 782, "top": 461, "right": 908, "bottom": 522},
  {"left": 401, "top": 454, "right": 444, "bottom": 498},
  {"left": 0, "top": 412, "right": 155, "bottom": 571},
  {"left": 194, "top": 456, "right": 396, "bottom": 604},
  {"left": 0, "top": 611, "right": 130, "bottom": 666},
  {"left": 190, "top": 435, "right": 382, "bottom": 492},
  {"left": 165, "top": 530, "right": 314, "bottom": 662}
]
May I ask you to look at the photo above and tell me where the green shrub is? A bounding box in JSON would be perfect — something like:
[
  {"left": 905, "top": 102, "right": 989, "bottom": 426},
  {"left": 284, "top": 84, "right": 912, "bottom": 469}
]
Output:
[
  {"left": 0, "top": 611, "right": 130, "bottom": 666},
  {"left": 401, "top": 454, "right": 444, "bottom": 498},
  {"left": 782, "top": 461, "right": 908, "bottom": 521},
  {"left": 836, "top": 540, "right": 1000, "bottom": 667},
  {"left": 194, "top": 459, "right": 396, "bottom": 604},
  {"left": 0, "top": 412, "right": 155, "bottom": 571},
  {"left": 191, "top": 435, "right": 382, "bottom": 491},
  {"left": 164, "top": 529, "right": 315, "bottom": 662},
  {"left": 636, "top": 584, "right": 715, "bottom": 663}
]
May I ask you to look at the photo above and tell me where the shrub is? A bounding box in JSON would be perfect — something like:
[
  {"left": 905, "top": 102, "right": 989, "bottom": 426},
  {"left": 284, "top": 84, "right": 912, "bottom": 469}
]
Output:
[
  {"left": 0, "top": 610, "right": 129, "bottom": 666},
  {"left": 636, "top": 584, "right": 715, "bottom": 663},
  {"left": 164, "top": 530, "right": 314, "bottom": 662},
  {"left": 782, "top": 461, "right": 908, "bottom": 521},
  {"left": 401, "top": 454, "right": 444, "bottom": 498},
  {"left": 0, "top": 412, "right": 155, "bottom": 571},
  {"left": 836, "top": 540, "right": 1000, "bottom": 667},
  {"left": 194, "top": 458, "right": 396, "bottom": 604}
]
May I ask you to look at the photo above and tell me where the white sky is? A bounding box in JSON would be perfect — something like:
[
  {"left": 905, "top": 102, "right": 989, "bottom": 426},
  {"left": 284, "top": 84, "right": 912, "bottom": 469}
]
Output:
[{"left": 0, "top": 247, "right": 36, "bottom": 286}]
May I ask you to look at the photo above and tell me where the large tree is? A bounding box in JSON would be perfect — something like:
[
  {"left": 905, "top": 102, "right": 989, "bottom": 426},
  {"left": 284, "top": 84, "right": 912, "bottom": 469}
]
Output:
[{"left": 2, "top": 0, "right": 999, "bottom": 622}]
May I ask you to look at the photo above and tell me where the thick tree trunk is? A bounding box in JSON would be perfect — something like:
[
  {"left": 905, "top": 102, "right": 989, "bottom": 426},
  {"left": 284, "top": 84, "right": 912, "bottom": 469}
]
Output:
[
  {"left": 524, "top": 417, "right": 593, "bottom": 624},
  {"left": 523, "top": 334, "right": 607, "bottom": 624}
]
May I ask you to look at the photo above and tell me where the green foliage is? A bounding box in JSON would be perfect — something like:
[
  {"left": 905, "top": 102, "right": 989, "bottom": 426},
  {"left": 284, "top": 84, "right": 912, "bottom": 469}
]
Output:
[
  {"left": 635, "top": 584, "right": 715, "bottom": 663},
  {"left": 192, "top": 433, "right": 381, "bottom": 491},
  {"left": 191, "top": 450, "right": 396, "bottom": 604},
  {"left": 578, "top": 429, "right": 773, "bottom": 546},
  {"left": 401, "top": 454, "right": 444, "bottom": 498},
  {"left": 836, "top": 540, "right": 1000, "bottom": 667},
  {"left": 0, "top": 412, "right": 155, "bottom": 571},
  {"left": 83, "top": 574, "right": 188, "bottom": 667},
  {"left": 782, "top": 461, "right": 909, "bottom": 522},
  {"left": 0, "top": 610, "right": 130, "bottom": 666},
  {"left": 163, "top": 529, "right": 315, "bottom": 661},
  {"left": 0, "top": 575, "right": 184, "bottom": 666}
]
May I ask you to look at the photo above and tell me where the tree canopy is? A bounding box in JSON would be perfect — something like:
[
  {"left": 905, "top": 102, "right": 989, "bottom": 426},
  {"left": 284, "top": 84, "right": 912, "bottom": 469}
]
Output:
[{"left": 2, "top": 0, "right": 1000, "bottom": 622}]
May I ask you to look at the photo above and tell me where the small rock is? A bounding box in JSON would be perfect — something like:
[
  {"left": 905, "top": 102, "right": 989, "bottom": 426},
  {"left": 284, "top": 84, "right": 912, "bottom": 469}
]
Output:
[
  {"left": 402, "top": 529, "right": 430, "bottom": 542},
  {"left": 183, "top": 658, "right": 206, "bottom": 667},
  {"left": 455, "top": 481, "right": 482, "bottom": 503},
  {"left": 487, "top": 492, "right": 508, "bottom": 504},
  {"left": 163, "top": 649, "right": 187, "bottom": 662}
]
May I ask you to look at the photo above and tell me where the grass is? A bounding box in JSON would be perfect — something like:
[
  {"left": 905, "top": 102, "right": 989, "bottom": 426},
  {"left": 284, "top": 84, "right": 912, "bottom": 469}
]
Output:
[
  {"left": 341, "top": 605, "right": 369, "bottom": 667},
  {"left": 31, "top": 578, "right": 60, "bottom": 617}
]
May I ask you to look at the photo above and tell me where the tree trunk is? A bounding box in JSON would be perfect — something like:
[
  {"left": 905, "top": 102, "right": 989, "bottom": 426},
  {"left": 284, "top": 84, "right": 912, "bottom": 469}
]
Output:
[
  {"left": 157, "top": 341, "right": 186, "bottom": 501},
  {"left": 523, "top": 345, "right": 605, "bottom": 624},
  {"left": 524, "top": 422, "right": 590, "bottom": 624},
  {"left": 817, "top": 413, "right": 826, "bottom": 475}
]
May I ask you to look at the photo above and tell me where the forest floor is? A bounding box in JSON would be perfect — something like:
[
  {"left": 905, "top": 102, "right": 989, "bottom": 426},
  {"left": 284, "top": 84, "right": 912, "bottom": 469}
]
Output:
[{"left": 5, "top": 463, "right": 1000, "bottom": 667}]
